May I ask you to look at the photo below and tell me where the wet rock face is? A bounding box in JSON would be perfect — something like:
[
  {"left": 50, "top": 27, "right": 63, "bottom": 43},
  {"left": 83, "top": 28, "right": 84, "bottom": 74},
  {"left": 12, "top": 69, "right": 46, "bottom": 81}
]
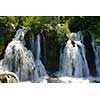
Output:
[
  {"left": 46, "top": 77, "right": 65, "bottom": 83},
  {"left": 83, "top": 31, "right": 97, "bottom": 76},
  {"left": 24, "top": 31, "right": 33, "bottom": 51},
  {"left": 0, "top": 76, "right": 7, "bottom": 83}
]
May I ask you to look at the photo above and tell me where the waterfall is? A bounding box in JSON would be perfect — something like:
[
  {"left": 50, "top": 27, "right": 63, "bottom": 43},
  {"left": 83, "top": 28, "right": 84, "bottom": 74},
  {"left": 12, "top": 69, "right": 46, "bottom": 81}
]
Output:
[
  {"left": 92, "top": 35, "right": 100, "bottom": 76},
  {"left": 36, "top": 34, "right": 41, "bottom": 60},
  {"left": 0, "top": 27, "right": 100, "bottom": 82},
  {"left": 2, "top": 28, "right": 39, "bottom": 81},
  {"left": 56, "top": 31, "right": 100, "bottom": 79},
  {"left": 35, "top": 34, "right": 48, "bottom": 78},
  {"left": 56, "top": 32, "right": 90, "bottom": 77},
  {"left": 0, "top": 27, "right": 48, "bottom": 82}
]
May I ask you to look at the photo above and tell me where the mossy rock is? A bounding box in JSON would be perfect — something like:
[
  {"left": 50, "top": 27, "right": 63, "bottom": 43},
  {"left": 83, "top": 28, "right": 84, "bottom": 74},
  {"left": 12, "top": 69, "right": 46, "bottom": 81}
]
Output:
[{"left": 0, "top": 72, "right": 19, "bottom": 83}]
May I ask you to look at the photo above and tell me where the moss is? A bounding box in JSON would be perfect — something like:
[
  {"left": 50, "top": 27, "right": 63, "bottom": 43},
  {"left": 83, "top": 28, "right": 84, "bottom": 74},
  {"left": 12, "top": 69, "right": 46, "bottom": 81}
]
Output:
[
  {"left": 94, "top": 37, "right": 100, "bottom": 45},
  {"left": 0, "top": 72, "right": 19, "bottom": 83}
]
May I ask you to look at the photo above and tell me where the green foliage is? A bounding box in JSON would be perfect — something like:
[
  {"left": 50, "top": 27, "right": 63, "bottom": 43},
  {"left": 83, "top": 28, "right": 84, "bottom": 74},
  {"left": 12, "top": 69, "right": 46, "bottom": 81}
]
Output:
[
  {"left": 94, "top": 37, "right": 100, "bottom": 45},
  {"left": 0, "top": 16, "right": 100, "bottom": 53},
  {"left": 0, "top": 37, "right": 4, "bottom": 45},
  {"left": 68, "top": 16, "right": 100, "bottom": 34}
]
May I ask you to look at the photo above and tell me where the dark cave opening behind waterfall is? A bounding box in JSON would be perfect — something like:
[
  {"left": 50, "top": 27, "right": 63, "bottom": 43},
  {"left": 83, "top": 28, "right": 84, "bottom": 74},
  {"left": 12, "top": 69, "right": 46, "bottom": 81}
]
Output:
[{"left": 83, "top": 31, "right": 97, "bottom": 76}]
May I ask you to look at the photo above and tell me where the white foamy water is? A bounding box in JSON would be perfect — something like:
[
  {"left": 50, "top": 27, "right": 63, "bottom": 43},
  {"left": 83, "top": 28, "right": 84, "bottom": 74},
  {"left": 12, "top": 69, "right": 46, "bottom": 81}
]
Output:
[
  {"left": 56, "top": 32, "right": 89, "bottom": 77},
  {"left": 35, "top": 34, "right": 48, "bottom": 78},
  {"left": 0, "top": 29, "right": 100, "bottom": 83},
  {"left": 1, "top": 28, "right": 39, "bottom": 81}
]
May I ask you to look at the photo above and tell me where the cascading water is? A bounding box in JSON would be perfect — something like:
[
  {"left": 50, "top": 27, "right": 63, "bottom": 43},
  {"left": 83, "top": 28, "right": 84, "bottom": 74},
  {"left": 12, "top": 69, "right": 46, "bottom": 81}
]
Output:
[
  {"left": 55, "top": 31, "right": 100, "bottom": 82},
  {"left": 0, "top": 27, "right": 100, "bottom": 83},
  {"left": 1, "top": 28, "right": 39, "bottom": 81},
  {"left": 92, "top": 35, "right": 100, "bottom": 76},
  {"left": 56, "top": 32, "right": 90, "bottom": 77},
  {"left": 35, "top": 34, "right": 48, "bottom": 78},
  {"left": 94, "top": 46, "right": 100, "bottom": 76}
]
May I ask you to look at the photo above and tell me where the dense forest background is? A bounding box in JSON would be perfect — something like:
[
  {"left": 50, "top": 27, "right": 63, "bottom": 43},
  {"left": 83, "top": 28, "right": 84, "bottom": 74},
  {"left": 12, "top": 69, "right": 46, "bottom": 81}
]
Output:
[{"left": 0, "top": 16, "right": 100, "bottom": 73}]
